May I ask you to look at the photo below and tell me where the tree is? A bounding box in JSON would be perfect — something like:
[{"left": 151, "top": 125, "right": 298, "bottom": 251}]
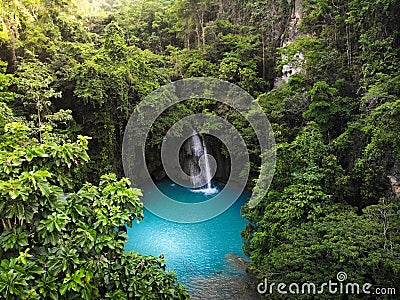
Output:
[
  {"left": 73, "top": 22, "right": 166, "bottom": 178},
  {"left": 0, "top": 119, "right": 189, "bottom": 299},
  {"left": 171, "top": 0, "right": 217, "bottom": 49}
]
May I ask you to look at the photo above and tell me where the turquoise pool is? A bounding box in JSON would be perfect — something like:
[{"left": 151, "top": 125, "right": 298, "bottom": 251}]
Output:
[{"left": 125, "top": 179, "right": 252, "bottom": 294}]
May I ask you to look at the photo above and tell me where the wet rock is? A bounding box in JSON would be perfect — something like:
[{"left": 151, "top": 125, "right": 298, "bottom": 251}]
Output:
[
  {"left": 388, "top": 175, "right": 400, "bottom": 197},
  {"left": 225, "top": 252, "right": 249, "bottom": 272},
  {"left": 152, "top": 169, "right": 166, "bottom": 181},
  {"left": 189, "top": 274, "right": 261, "bottom": 300}
]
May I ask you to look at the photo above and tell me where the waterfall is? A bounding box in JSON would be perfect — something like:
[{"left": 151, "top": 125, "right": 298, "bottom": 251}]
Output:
[
  {"left": 190, "top": 131, "right": 203, "bottom": 157},
  {"left": 202, "top": 140, "right": 212, "bottom": 190},
  {"left": 188, "top": 131, "right": 217, "bottom": 194}
]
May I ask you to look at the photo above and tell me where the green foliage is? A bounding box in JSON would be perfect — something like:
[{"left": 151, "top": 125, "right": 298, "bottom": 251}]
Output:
[
  {"left": 0, "top": 61, "right": 15, "bottom": 104},
  {"left": 1, "top": 0, "right": 399, "bottom": 297},
  {"left": 72, "top": 22, "right": 166, "bottom": 177},
  {"left": 167, "top": 46, "right": 218, "bottom": 78},
  {"left": 115, "top": 0, "right": 175, "bottom": 51},
  {"left": 332, "top": 99, "right": 400, "bottom": 208},
  {"left": 248, "top": 200, "right": 399, "bottom": 298},
  {"left": 244, "top": 1, "right": 400, "bottom": 296},
  {"left": 15, "top": 59, "right": 61, "bottom": 119},
  {"left": 0, "top": 120, "right": 188, "bottom": 299},
  {"left": 257, "top": 73, "right": 308, "bottom": 141},
  {"left": 243, "top": 119, "right": 400, "bottom": 298},
  {"left": 302, "top": 81, "right": 357, "bottom": 138}
]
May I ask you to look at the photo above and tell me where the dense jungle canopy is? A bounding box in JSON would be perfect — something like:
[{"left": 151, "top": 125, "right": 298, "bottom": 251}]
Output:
[{"left": 0, "top": 0, "right": 399, "bottom": 298}]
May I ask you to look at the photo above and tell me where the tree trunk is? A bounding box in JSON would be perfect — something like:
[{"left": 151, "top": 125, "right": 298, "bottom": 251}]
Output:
[
  {"left": 262, "top": 33, "right": 266, "bottom": 79},
  {"left": 186, "top": 19, "right": 190, "bottom": 49},
  {"left": 346, "top": 24, "right": 352, "bottom": 66},
  {"left": 7, "top": 23, "right": 18, "bottom": 73},
  {"left": 195, "top": 24, "right": 201, "bottom": 49},
  {"left": 201, "top": 11, "right": 205, "bottom": 46}
]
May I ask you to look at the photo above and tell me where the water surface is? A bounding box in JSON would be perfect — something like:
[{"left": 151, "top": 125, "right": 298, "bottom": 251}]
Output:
[{"left": 125, "top": 179, "right": 257, "bottom": 297}]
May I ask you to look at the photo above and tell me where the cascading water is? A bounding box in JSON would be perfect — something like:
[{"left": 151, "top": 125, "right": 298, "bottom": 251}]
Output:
[
  {"left": 190, "top": 131, "right": 204, "bottom": 157},
  {"left": 202, "top": 140, "right": 212, "bottom": 190},
  {"left": 188, "top": 131, "right": 204, "bottom": 188},
  {"left": 189, "top": 131, "right": 217, "bottom": 195}
]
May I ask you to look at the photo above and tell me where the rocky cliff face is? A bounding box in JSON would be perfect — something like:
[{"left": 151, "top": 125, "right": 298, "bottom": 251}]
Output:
[
  {"left": 204, "top": 136, "right": 231, "bottom": 183},
  {"left": 388, "top": 175, "right": 400, "bottom": 198},
  {"left": 275, "top": 0, "right": 304, "bottom": 87},
  {"left": 286, "top": 0, "right": 302, "bottom": 43}
]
